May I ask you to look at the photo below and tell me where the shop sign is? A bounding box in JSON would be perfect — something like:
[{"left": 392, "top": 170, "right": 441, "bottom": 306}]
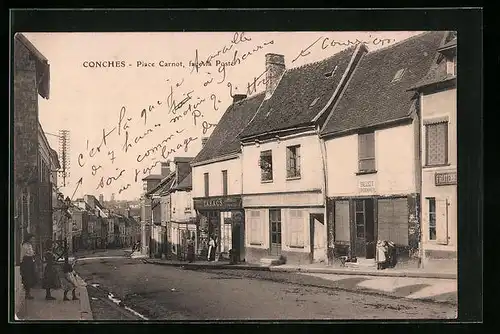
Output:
[
  {"left": 435, "top": 172, "right": 457, "bottom": 186},
  {"left": 193, "top": 195, "right": 242, "bottom": 210},
  {"left": 359, "top": 180, "right": 376, "bottom": 193}
]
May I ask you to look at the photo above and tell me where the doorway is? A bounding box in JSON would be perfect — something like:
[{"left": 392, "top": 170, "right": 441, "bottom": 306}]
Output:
[
  {"left": 269, "top": 209, "right": 282, "bottom": 256},
  {"left": 354, "top": 199, "right": 375, "bottom": 259},
  {"left": 309, "top": 213, "right": 326, "bottom": 263}
]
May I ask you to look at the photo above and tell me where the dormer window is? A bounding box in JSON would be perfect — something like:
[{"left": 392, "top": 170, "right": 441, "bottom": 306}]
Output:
[
  {"left": 391, "top": 68, "right": 406, "bottom": 83},
  {"left": 446, "top": 55, "right": 457, "bottom": 76}
]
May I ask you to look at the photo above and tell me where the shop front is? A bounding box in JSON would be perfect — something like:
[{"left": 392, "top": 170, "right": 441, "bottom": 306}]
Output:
[
  {"left": 327, "top": 192, "right": 420, "bottom": 267},
  {"left": 193, "top": 195, "right": 245, "bottom": 262},
  {"left": 243, "top": 190, "right": 326, "bottom": 265}
]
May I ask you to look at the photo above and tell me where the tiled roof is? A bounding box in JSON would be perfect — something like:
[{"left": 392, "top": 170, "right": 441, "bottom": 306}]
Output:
[
  {"left": 173, "top": 171, "right": 192, "bottom": 191},
  {"left": 240, "top": 46, "right": 359, "bottom": 139},
  {"left": 410, "top": 35, "right": 457, "bottom": 90},
  {"left": 191, "top": 92, "right": 265, "bottom": 164},
  {"left": 321, "top": 31, "right": 446, "bottom": 137},
  {"left": 158, "top": 177, "right": 176, "bottom": 196}
]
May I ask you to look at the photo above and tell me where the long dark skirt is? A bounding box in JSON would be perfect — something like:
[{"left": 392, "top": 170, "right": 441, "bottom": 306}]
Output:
[
  {"left": 42, "top": 264, "right": 61, "bottom": 289},
  {"left": 20, "top": 256, "right": 37, "bottom": 289}
]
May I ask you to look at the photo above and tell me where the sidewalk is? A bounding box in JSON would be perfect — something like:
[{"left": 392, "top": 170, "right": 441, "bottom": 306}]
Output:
[
  {"left": 16, "top": 286, "right": 93, "bottom": 321},
  {"left": 144, "top": 258, "right": 457, "bottom": 279}
]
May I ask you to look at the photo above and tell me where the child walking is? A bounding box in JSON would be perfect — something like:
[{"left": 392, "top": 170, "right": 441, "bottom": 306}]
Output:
[{"left": 60, "top": 257, "right": 79, "bottom": 301}]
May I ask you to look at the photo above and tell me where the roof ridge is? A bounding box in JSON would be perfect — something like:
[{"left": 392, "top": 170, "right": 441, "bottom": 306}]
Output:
[{"left": 288, "top": 44, "right": 358, "bottom": 72}]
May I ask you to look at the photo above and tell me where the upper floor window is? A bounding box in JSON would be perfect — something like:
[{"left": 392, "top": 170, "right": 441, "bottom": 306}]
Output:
[
  {"left": 204, "top": 173, "right": 209, "bottom": 197},
  {"left": 259, "top": 150, "right": 273, "bottom": 182},
  {"left": 358, "top": 132, "right": 376, "bottom": 173},
  {"left": 446, "top": 56, "right": 457, "bottom": 76},
  {"left": 286, "top": 145, "right": 301, "bottom": 179},
  {"left": 425, "top": 122, "right": 448, "bottom": 166},
  {"left": 222, "top": 170, "right": 228, "bottom": 196}
]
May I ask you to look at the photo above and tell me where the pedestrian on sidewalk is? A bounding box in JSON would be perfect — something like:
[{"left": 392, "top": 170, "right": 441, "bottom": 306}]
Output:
[
  {"left": 60, "top": 258, "right": 79, "bottom": 301},
  {"left": 207, "top": 236, "right": 215, "bottom": 261},
  {"left": 42, "top": 240, "right": 61, "bottom": 300},
  {"left": 20, "top": 233, "right": 37, "bottom": 300}
]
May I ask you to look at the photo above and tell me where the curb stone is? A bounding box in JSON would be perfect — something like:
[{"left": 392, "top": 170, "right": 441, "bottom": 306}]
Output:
[
  {"left": 78, "top": 286, "right": 94, "bottom": 320},
  {"left": 144, "top": 259, "right": 456, "bottom": 279}
]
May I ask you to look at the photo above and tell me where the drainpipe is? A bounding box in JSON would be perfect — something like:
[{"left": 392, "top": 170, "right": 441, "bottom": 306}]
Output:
[{"left": 316, "top": 127, "right": 330, "bottom": 264}]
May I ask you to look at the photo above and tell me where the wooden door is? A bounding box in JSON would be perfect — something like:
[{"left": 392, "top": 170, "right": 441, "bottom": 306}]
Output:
[
  {"left": 354, "top": 199, "right": 375, "bottom": 258},
  {"left": 269, "top": 209, "right": 282, "bottom": 256}
]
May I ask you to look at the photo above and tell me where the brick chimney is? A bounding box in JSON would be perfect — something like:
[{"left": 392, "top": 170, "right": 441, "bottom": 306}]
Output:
[
  {"left": 201, "top": 137, "right": 209, "bottom": 148},
  {"left": 265, "top": 53, "right": 285, "bottom": 100},
  {"left": 161, "top": 161, "right": 170, "bottom": 177},
  {"left": 233, "top": 94, "right": 247, "bottom": 103}
]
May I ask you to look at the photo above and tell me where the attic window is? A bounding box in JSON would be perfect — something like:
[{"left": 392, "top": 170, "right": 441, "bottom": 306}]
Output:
[
  {"left": 309, "top": 97, "right": 320, "bottom": 107},
  {"left": 324, "top": 65, "right": 339, "bottom": 78},
  {"left": 392, "top": 68, "right": 406, "bottom": 83}
]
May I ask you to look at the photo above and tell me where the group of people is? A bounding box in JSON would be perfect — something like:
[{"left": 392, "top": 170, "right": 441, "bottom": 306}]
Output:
[
  {"left": 185, "top": 235, "right": 217, "bottom": 263},
  {"left": 20, "top": 233, "right": 80, "bottom": 301}
]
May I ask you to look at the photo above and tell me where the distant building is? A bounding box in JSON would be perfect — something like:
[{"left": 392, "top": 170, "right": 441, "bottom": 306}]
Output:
[{"left": 99, "top": 194, "right": 104, "bottom": 204}]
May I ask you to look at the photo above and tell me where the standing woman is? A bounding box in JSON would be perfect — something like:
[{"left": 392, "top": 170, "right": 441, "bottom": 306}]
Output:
[
  {"left": 207, "top": 236, "right": 215, "bottom": 261},
  {"left": 42, "top": 240, "right": 60, "bottom": 300},
  {"left": 20, "top": 233, "right": 37, "bottom": 300}
]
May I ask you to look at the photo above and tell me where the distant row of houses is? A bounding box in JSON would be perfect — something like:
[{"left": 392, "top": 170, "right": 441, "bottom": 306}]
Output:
[{"left": 140, "top": 31, "right": 457, "bottom": 269}]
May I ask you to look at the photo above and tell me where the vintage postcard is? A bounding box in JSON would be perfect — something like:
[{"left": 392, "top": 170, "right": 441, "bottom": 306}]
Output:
[{"left": 12, "top": 30, "right": 458, "bottom": 321}]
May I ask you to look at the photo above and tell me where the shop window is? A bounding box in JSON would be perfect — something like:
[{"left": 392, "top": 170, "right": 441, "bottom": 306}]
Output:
[
  {"left": 204, "top": 173, "right": 209, "bottom": 197},
  {"left": 425, "top": 122, "right": 448, "bottom": 166},
  {"left": 222, "top": 170, "right": 228, "bottom": 196},
  {"left": 259, "top": 150, "right": 273, "bottom": 182},
  {"left": 428, "top": 198, "right": 436, "bottom": 240},
  {"left": 354, "top": 200, "right": 365, "bottom": 238},
  {"left": 286, "top": 145, "right": 301, "bottom": 179},
  {"left": 358, "top": 132, "right": 376, "bottom": 173}
]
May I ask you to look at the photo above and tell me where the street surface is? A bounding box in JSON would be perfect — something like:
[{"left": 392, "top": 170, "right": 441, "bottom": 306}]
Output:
[{"left": 75, "top": 255, "right": 457, "bottom": 320}]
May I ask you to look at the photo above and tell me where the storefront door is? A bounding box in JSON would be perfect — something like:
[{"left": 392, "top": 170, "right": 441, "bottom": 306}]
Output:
[
  {"left": 269, "top": 209, "right": 282, "bottom": 256},
  {"left": 354, "top": 199, "right": 375, "bottom": 259}
]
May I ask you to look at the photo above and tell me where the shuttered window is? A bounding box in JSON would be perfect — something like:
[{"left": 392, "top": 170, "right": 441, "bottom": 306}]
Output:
[
  {"left": 377, "top": 198, "right": 409, "bottom": 246},
  {"left": 425, "top": 122, "right": 448, "bottom": 166},
  {"left": 248, "top": 210, "right": 263, "bottom": 245},
  {"left": 436, "top": 198, "right": 449, "bottom": 245},
  {"left": 334, "top": 200, "right": 350, "bottom": 242},
  {"left": 289, "top": 210, "right": 304, "bottom": 247},
  {"left": 358, "top": 132, "right": 375, "bottom": 172},
  {"left": 286, "top": 145, "right": 301, "bottom": 178}
]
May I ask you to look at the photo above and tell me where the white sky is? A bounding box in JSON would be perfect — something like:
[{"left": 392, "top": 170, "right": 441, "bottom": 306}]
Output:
[{"left": 23, "top": 31, "right": 423, "bottom": 201}]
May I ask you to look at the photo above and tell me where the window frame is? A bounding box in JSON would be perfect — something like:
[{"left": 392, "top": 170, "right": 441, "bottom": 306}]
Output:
[
  {"left": 428, "top": 197, "right": 437, "bottom": 241},
  {"left": 286, "top": 145, "right": 301, "bottom": 179},
  {"left": 425, "top": 122, "right": 449, "bottom": 167},
  {"left": 259, "top": 150, "right": 273, "bottom": 182},
  {"left": 358, "top": 132, "right": 376, "bottom": 173}
]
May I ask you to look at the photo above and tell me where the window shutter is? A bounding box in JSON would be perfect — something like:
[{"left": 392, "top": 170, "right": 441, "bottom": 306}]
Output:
[
  {"left": 334, "top": 200, "right": 350, "bottom": 242},
  {"left": 358, "top": 134, "right": 366, "bottom": 159},
  {"left": 289, "top": 210, "right": 304, "bottom": 247},
  {"left": 366, "top": 133, "right": 375, "bottom": 158},
  {"left": 436, "top": 199, "right": 449, "bottom": 245},
  {"left": 249, "top": 210, "right": 262, "bottom": 245}
]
